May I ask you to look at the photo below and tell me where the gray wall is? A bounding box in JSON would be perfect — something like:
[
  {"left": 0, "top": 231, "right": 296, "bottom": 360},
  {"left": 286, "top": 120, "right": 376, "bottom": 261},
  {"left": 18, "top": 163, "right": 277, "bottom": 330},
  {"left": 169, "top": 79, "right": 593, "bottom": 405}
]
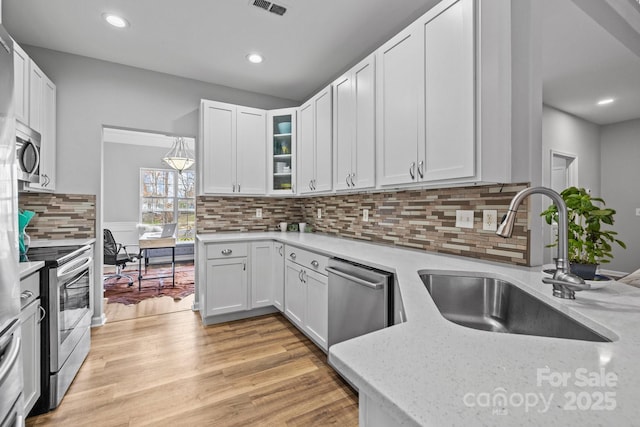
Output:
[
  {"left": 600, "top": 118, "right": 640, "bottom": 273},
  {"left": 24, "top": 45, "right": 297, "bottom": 196},
  {"left": 103, "top": 142, "right": 169, "bottom": 223}
]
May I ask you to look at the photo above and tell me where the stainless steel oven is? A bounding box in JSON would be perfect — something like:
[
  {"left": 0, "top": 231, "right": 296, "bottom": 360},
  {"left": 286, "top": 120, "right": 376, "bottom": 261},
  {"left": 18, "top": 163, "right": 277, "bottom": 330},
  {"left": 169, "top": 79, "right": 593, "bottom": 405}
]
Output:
[
  {"left": 16, "top": 121, "right": 41, "bottom": 184},
  {"left": 25, "top": 244, "right": 93, "bottom": 414}
]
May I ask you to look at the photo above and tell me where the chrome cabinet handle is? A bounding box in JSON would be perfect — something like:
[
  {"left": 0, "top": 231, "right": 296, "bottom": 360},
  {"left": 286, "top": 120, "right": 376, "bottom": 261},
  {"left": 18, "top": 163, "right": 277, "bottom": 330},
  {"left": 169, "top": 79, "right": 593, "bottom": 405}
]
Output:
[
  {"left": 232, "top": 184, "right": 236, "bottom": 192},
  {"left": 311, "top": 260, "right": 319, "bottom": 268},
  {"left": 309, "top": 180, "right": 313, "bottom": 190},
  {"left": 290, "top": 252, "right": 296, "bottom": 259},
  {"left": 278, "top": 246, "right": 283, "bottom": 256},
  {"left": 298, "top": 270, "right": 303, "bottom": 282},
  {"left": 345, "top": 175, "right": 351, "bottom": 187},
  {"left": 291, "top": 184, "right": 295, "bottom": 193},
  {"left": 243, "top": 262, "right": 246, "bottom": 271},
  {"left": 313, "top": 179, "right": 317, "bottom": 190},
  {"left": 350, "top": 173, "right": 355, "bottom": 187},
  {"left": 38, "top": 305, "right": 46, "bottom": 323},
  {"left": 409, "top": 162, "right": 416, "bottom": 180},
  {"left": 302, "top": 270, "right": 307, "bottom": 283},
  {"left": 238, "top": 184, "right": 241, "bottom": 192},
  {"left": 20, "top": 290, "right": 33, "bottom": 300},
  {"left": 221, "top": 249, "right": 233, "bottom": 255},
  {"left": 418, "top": 161, "right": 424, "bottom": 179}
]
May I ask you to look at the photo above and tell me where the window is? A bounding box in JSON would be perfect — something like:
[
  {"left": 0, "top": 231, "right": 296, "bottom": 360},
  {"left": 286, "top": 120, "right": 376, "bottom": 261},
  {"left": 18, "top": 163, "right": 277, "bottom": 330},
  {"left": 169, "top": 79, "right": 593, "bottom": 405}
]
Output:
[{"left": 140, "top": 168, "right": 196, "bottom": 241}]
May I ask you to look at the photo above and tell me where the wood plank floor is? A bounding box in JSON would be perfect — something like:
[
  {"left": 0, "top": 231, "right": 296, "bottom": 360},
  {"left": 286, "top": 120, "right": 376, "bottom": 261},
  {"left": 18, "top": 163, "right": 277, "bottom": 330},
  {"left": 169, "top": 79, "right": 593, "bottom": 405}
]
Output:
[{"left": 26, "top": 311, "right": 359, "bottom": 426}]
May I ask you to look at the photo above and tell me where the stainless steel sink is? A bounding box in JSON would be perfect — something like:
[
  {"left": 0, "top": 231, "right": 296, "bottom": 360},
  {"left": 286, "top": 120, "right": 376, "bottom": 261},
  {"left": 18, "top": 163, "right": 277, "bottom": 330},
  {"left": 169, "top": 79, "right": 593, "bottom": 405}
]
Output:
[{"left": 420, "top": 273, "right": 611, "bottom": 342}]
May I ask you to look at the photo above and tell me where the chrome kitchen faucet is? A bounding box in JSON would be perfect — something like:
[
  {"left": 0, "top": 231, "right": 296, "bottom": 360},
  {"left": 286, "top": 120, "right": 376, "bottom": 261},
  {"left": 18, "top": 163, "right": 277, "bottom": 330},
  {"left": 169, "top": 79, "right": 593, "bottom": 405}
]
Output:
[{"left": 496, "top": 186, "right": 590, "bottom": 299}]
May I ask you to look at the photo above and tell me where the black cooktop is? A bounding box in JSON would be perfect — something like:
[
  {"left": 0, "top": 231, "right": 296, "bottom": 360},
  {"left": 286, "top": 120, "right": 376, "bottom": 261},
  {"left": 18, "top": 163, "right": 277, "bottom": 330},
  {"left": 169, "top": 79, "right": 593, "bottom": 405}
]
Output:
[{"left": 24, "top": 245, "right": 84, "bottom": 266}]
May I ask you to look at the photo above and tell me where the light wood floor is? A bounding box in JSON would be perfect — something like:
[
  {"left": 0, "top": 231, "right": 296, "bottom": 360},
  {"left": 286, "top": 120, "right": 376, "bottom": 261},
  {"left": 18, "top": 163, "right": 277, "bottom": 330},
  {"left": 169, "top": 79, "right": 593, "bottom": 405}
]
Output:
[
  {"left": 104, "top": 294, "right": 195, "bottom": 323},
  {"left": 26, "top": 311, "right": 359, "bottom": 426}
]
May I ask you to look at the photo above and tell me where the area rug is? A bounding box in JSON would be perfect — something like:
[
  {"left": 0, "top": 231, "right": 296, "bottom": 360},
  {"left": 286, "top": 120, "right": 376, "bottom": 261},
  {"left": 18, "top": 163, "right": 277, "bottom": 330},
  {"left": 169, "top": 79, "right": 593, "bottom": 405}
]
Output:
[{"left": 104, "top": 262, "right": 194, "bottom": 305}]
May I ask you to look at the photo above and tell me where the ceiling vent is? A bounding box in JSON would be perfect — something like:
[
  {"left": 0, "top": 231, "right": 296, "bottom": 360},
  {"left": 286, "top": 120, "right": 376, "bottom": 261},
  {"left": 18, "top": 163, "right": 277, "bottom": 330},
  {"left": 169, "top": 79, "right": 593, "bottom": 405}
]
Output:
[
  {"left": 252, "top": 0, "right": 271, "bottom": 11},
  {"left": 250, "top": 0, "right": 287, "bottom": 16}
]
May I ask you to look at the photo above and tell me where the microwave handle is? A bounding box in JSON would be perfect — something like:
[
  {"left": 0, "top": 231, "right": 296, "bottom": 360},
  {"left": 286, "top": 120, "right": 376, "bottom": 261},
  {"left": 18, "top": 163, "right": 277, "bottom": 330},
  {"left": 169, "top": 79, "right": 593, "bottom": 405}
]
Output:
[{"left": 27, "top": 140, "right": 40, "bottom": 180}]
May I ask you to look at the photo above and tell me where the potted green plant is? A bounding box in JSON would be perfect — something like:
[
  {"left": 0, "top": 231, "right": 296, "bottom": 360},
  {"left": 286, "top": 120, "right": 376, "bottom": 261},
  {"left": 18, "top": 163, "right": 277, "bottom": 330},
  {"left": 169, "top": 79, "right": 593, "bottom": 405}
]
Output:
[{"left": 541, "top": 186, "right": 626, "bottom": 279}]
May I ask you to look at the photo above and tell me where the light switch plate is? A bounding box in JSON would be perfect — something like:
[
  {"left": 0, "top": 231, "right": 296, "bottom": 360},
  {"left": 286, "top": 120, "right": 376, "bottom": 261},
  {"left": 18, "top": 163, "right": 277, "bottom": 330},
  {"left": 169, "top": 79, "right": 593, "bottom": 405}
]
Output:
[
  {"left": 363, "top": 209, "right": 369, "bottom": 222},
  {"left": 318, "top": 208, "right": 322, "bottom": 219},
  {"left": 256, "top": 208, "right": 262, "bottom": 218},
  {"left": 456, "top": 210, "right": 474, "bottom": 229},
  {"left": 483, "top": 210, "right": 498, "bottom": 231}
]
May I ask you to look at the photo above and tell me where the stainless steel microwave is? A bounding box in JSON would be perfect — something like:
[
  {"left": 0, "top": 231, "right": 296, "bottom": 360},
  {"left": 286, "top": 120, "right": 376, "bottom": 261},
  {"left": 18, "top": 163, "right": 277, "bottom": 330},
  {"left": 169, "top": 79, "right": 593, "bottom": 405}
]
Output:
[{"left": 16, "top": 120, "right": 41, "bottom": 183}]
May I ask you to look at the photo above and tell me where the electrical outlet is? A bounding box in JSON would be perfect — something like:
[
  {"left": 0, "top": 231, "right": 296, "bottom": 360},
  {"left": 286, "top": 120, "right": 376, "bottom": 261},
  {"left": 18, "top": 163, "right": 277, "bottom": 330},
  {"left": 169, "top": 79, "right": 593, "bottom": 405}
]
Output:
[
  {"left": 256, "top": 208, "right": 262, "bottom": 218},
  {"left": 636, "top": 208, "right": 640, "bottom": 217},
  {"left": 455, "top": 210, "right": 474, "bottom": 229},
  {"left": 317, "top": 208, "right": 322, "bottom": 219},
  {"left": 363, "top": 209, "right": 369, "bottom": 222},
  {"left": 483, "top": 210, "right": 498, "bottom": 231}
]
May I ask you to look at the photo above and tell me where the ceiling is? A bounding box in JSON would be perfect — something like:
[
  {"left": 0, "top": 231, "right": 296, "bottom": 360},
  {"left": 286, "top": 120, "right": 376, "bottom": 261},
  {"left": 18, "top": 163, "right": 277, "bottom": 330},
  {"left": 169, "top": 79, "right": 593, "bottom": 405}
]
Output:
[
  {"left": 541, "top": 0, "right": 640, "bottom": 125},
  {"left": 3, "top": 0, "right": 640, "bottom": 124},
  {"left": 2, "top": 0, "right": 438, "bottom": 102}
]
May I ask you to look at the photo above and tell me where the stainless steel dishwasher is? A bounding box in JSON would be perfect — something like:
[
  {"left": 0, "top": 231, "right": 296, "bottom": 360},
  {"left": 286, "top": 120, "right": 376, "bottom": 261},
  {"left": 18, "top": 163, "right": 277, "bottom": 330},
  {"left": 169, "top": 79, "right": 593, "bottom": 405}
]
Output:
[{"left": 326, "top": 258, "right": 393, "bottom": 347}]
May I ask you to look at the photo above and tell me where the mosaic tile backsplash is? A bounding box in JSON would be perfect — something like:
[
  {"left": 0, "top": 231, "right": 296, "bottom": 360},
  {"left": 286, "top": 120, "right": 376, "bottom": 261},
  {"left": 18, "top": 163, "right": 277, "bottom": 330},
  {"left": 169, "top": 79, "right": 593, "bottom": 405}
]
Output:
[
  {"left": 19, "top": 193, "right": 96, "bottom": 240},
  {"left": 197, "top": 183, "right": 530, "bottom": 266}
]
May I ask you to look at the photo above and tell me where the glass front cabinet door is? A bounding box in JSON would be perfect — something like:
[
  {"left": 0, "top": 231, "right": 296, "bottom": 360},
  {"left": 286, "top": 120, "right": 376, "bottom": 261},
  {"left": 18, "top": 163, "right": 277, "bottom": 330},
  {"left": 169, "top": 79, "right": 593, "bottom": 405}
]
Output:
[{"left": 267, "top": 108, "right": 297, "bottom": 195}]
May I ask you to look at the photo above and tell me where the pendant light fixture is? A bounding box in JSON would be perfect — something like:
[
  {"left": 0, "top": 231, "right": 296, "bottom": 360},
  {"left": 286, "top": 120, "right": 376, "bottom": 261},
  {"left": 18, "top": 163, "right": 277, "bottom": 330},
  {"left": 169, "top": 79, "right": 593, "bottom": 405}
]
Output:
[{"left": 163, "top": 137, "right": 194, "bottom": 173}]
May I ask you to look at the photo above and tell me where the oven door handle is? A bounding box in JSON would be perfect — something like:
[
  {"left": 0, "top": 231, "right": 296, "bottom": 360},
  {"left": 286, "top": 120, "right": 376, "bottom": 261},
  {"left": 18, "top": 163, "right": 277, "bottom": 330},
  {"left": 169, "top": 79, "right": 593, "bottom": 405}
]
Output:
[
  {"left": 65, "top": 271, "right": 89, "bottom": 289},
  {"left": 0, "top": 334, "right": 20, "bottom": 385},
  {"left": 58, "top": 256, "right": 93, "bottom": 282}
]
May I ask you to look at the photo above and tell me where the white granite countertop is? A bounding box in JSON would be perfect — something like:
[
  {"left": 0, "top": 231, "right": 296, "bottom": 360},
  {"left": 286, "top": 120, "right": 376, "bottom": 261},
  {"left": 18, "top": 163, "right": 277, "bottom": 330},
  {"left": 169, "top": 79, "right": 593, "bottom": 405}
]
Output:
[
  {"left": 30, "top": 238, "right": 96, "bottom": 248},
  {"left": 197, "top": 232, "right": 640, "bottom": 426},
  {"left": 19, "top": 261, "right": 44, "bottom": 279}
]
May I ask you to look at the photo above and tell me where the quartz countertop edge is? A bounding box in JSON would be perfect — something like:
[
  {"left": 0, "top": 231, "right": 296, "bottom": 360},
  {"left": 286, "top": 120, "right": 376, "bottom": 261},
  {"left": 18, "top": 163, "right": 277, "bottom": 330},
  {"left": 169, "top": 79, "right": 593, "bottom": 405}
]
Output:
[
  {"left": 197, "top": 232, "right": 640, "bottom": 426},
  {"left": 30, "top": 237, "right": 97, "bottom": 248},
  {"left": 19, "top": 261, "right": 45, "bottom": 279}
]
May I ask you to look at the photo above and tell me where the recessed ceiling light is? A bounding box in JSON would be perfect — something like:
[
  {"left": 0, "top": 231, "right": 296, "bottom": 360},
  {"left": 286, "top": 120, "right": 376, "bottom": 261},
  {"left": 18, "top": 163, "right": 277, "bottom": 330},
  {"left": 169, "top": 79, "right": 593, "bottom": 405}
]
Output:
[
  {"left": 597, "top": 98, "right": 614, "bottom": 106},
  {"left": 103, "top": 13, "right": 129, "bottom": 28},
  {"left": 246, "top": 53, "right": 263, "bottom": 64}
]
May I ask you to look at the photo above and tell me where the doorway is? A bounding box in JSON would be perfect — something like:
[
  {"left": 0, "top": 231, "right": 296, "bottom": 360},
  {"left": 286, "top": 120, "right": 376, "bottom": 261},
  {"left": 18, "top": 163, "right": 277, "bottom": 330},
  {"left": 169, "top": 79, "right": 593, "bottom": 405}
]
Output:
[{"left": 101, "top": 127, "right": 196, "bottom": 322}]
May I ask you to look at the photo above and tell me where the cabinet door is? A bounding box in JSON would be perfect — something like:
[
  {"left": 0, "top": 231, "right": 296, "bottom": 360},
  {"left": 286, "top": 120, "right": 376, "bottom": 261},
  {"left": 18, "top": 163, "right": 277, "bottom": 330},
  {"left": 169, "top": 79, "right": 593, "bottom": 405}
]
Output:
[
  {"left": 376, "top": 24, "right": 421, "bottom": 186},
  {"left": 250, "top": 242, "right": 273, "bottom": 308},
  {"left": 272, "top": 243, "right": 285, "bottom": 312},
  {"left": 284, "top": 261, "right": 305, "bottom": 328},
  {"left": 205, "top": 257, "right": 248, "bottom": 317},
  {"left": 28, "top": 61, "right": 45, "bottom": 133},
  {"left": 236, "top": 106, "right": 266, "bottom": 195},
  {"left": 20, "top": 300, "right": 41, "bottom": 415},
  {"left": 352, "top": 54, "right": 376, "bottom": 190},
  {"left": 297, "top": 102, "right": 315, "bottom": 195},
  {"left": 313, "top": 88, "right": 332, "bottom": 192},
  {"left": 200, "top": 100, "right": 236, "bottom": 194},
  {"left": 13, "top": 43, "right": 30, "bottom": 125},
  {"left": 304, "top": 269, "right": 328, "bottom": 351},
  {"left": 332, "top": 74, "right": 353, "bottom": 191},
  {"left": 30, "top": 76, "right": 56, "bottom": 192},
  {"left": 267, "top": 108, "right": 297, "bottom": 195},
  {"left": 421, "top": 0, "right": 475, "bottom": 181}
]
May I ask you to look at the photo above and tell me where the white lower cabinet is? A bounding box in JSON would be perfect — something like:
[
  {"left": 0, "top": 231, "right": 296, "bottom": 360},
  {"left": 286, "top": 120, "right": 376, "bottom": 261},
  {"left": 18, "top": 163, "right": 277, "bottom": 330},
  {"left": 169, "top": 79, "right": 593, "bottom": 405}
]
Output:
[
  {"left": 20, "top": 299, "right": 41, "bottom": 415},
  {"left": 303, "top": 269, "right": 328, "bottom": 350},
  {"left": 205, "top": 257, "right": 248, "bottom": 317},
  {"left": 250, "top": 241, "right": 274, "bottom": 309},
  {"left": 284, "top": 260, "right": 305, "bottom": 329},
  {"left": 272, "top": 242, "right": 285, "bottom": 312}
]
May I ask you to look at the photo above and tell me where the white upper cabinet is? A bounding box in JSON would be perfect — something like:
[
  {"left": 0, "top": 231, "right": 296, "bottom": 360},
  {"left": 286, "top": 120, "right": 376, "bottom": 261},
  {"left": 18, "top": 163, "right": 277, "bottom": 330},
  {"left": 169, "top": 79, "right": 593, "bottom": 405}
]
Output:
[
  {"left": 297, "top": 86, "right": 332, "bottom": 194},
  {"left": 376, "top": 0, "right": 479, "bottom": 187},
  {"left": 13, "top": 42, "right": 29, "bottom": 125},
  {"left": 29, "top": 75, "right": 56, "bottom": 192},
  {"left": 28, "top": 61, "right": 45, "bottom": 134},
  {"left": 199, "top": 100, "right": 266, "bottom": 195},
  {"left": 267, "top": 108, "right": 297, "bottom": 195},
  {"left": 333, "top": 53, "right": 375, "bottom": 191}
]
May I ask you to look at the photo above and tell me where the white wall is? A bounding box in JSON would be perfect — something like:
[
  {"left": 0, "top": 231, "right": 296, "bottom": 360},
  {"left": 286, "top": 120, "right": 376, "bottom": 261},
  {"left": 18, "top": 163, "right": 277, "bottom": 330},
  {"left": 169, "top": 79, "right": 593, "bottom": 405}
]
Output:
[{"left": 600, "top": 118, "right": 640, "bottom": 274}]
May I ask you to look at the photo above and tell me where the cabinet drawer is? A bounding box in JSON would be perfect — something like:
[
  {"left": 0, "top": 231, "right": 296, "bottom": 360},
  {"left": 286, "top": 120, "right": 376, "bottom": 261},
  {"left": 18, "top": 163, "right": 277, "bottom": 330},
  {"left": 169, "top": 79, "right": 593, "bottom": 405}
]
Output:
[
  {"left": 20, "top": 271, "right": 40, "bottom": 308},
  {"left": 206, "top": 242, "right": 248, "bottom": 259},
  {"left": 285, "top": 245, "right": 329, "bottom": 276}
]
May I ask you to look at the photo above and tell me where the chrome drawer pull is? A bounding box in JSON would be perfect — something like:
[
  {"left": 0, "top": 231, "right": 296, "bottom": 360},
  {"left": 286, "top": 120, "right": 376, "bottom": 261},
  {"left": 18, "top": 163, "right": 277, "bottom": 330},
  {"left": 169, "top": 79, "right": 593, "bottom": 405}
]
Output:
[
  {"left": 221, "top": 249, "right": 233, "bottom": 255},
  {"left": 311, "top": 260, "right": 319, "bottom": 268},
  {"left": 290, "top": 253, "right": 296, "bottom": 259},
  {"left": 20, "top": 290, "right": 33, "bottom": 300}
]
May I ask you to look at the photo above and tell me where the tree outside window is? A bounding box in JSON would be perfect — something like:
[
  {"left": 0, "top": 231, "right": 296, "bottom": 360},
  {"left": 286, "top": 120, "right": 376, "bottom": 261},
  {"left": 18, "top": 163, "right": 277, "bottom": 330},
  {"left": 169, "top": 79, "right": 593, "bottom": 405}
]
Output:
[{"left": 140, "top": 168, "right": 195, "bottom": 241}]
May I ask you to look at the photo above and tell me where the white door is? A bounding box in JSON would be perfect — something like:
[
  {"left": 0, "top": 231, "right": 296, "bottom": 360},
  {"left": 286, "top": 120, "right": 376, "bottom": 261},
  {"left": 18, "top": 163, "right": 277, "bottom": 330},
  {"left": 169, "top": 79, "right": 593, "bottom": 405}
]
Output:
[
  {"left": 272, "top": 243, "right": 285, "bottom": 312},
  {"left": 304, "top": 269, "right": 328, "bottom": 351},
  {"left": 201, "top": 101, "right": 236, "bottom": 194},
  {"left": 313, "top": 89, "right": 333, "bottom": 192},
  {"left": 421, "top": 0, "right": 475, "bottom": 182},
  {"left": 298, "top": 102, "right": 315, "bottom": 194},
  {"left": 376, "top": 24, "right": 421, "bottom": 186},
  {"left": 236, "top": 106, "right": 266, "bottom": 195},
  {"left": 353, "top": 54, "right": 376, "bottom": 190},
  {"left": 205, "top": 258, "right": 248, "bottom": 316},
  {"left": 31, "top": 76, "right": 56, "bottom": 191},
  {"left": 284, "top": 261, "right": 305, "bottom": 328},
  {"left": 332, "top": 74, "right": 353, "bottom": 191},
  {"left": 13, "top": 43, "right": 29, "bottom": 126},
  {"left": 28, "top": 61, "right": 44, "bottom": 133},
  {"left": 250, "top": 242, "right": 273, "bottom": 308},
  {"left": 20, "top": 300, "right": 41, "bottom": 415}
]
